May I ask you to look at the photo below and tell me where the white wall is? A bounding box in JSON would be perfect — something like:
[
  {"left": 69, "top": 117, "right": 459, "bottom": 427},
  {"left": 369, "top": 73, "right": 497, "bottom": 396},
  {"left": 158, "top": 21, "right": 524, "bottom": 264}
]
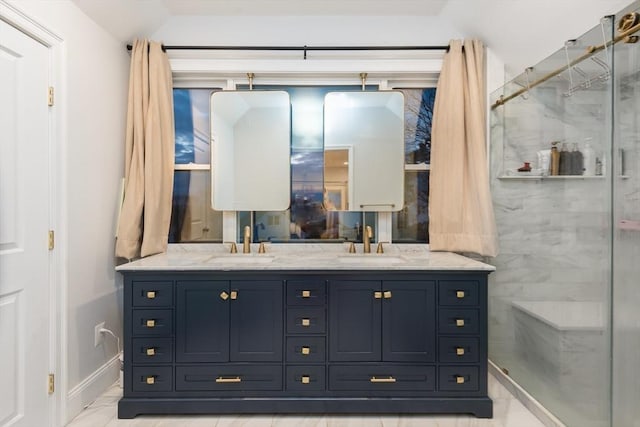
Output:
[
  {"left": 4, "top": 0, "right": 129, "bottom": 423},
  {"left": 151, "top": 15, "right": 460, "bottom": 47},
  {"left": 442, "top": 0, "right": 632, "bottom": 81}
]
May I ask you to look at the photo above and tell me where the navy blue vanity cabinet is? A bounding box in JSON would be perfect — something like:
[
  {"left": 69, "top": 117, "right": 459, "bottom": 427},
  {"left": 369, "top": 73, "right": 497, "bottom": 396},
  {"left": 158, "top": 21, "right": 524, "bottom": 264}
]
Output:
[
  {"left": 118, "top": 270, "right": 492, "bottom": 419},
  {"left": 329, "top": 280, "right": 435, "bottom": 362}
]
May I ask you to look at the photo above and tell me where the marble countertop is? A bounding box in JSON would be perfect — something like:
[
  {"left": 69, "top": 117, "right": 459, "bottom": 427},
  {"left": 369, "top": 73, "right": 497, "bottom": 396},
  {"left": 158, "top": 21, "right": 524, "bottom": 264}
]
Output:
[{"left": 116, "top": 243, "right": 495, "bottom": 272}]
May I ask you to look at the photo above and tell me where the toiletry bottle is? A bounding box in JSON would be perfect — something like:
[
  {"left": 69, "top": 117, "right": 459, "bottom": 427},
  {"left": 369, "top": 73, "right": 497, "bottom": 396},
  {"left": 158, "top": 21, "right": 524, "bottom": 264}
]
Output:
[
  {"left": 570, "top": 143, "right": 583, "bottom": 175},
  {"left": 583, "top": 138, "right": 596, "bottom": 176},
  {"left": 550, "top": 142, "right": 560, "bottom": 176},
  {"left": 559, "top": 142, "right": 570, "bottom": 175},
  {"left": 595, "top": 157, "right": 602, "bottom": 176}
]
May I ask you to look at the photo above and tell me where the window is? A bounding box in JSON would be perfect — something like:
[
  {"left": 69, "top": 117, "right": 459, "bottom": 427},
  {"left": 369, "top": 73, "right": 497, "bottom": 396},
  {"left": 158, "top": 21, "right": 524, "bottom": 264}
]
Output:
[
  {"left": 169, "top": 88, "right": 223, "bottom": 243},
  {"left": 169, "top": 85, "right": 435, "bottom": 244},
  {"left": 392, "top": 88, "right": 436, "bottom": 243}
]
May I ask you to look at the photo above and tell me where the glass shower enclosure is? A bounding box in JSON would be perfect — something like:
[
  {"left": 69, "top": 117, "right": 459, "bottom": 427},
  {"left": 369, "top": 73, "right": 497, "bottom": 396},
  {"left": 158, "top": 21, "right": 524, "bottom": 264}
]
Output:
[{"left": 489, "top": 2, "right": 640, "bottom": 426}]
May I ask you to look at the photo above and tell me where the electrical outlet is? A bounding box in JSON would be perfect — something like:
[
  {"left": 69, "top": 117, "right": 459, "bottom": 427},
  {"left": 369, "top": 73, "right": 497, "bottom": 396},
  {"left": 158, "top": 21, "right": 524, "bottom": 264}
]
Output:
[{"left": 94, "top": 321, "right": 105, "bottom": 347}]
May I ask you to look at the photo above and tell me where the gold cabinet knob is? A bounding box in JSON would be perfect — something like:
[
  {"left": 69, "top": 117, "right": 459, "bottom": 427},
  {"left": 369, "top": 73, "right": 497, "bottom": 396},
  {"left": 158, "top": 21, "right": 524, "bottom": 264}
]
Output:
[
  {"left": 456, "top": 376, "right": 465, "bottom": 384},
  {"left": 146, "top": 376, "right": 155, "bottom": 385},
  {"left": 301, "top": 346, "right": 310, "bottom": 355},
  {"left": 220, "top": 291, "right": 229, "bottom": 300},
  {"left": 230, "top": 290, "right": 238, "bottom": 300},
  {"left": 383, "top": 291, "right": 392, "bottom": 299},
  {"left": 455, "top": 318, "right": 465, "bottom": 327},
  {"left": 374, "top": 291, "right": 382, "bottom": 299},
  {"left": 146, "top": 319, "right": 156, "bottom": 328},
  {"left": 146, "top": 347, "right": 156, "bottom": 356},
  {"left": 146, "top": 291, "right": 156, "bottom": 299},
  {"left": 456, "top": 347, "right": 465, "bottom": 356},
  {"left": 301, "top": 318, "right": 310, "bottom": 327},
  {"left": 301, "top": 290, "right": 311, "bottom": 298},
  {"left": 301, "top": 375, "right": 310, "bottom": 384},
  {"left": 456, "top": 290, "right": 465, "bottom": 299}
]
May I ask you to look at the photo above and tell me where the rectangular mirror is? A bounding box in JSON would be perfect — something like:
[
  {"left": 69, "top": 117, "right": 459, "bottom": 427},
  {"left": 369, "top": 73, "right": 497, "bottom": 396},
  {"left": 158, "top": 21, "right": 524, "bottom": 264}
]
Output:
[
  {"left": 323, "top": 91, "right": 404, "bottom": 212},
  {"left": 211, "top": 91, "right": 291, "bottom": 211}
]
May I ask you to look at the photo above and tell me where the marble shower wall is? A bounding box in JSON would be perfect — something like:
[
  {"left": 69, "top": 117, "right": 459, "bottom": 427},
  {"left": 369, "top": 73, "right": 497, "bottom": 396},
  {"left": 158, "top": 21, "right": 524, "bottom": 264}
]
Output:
[
  {"left": 488, "top": 82, "right": 612, "bottom": 360},
  {"left": 488, "top": 75, "right": 612, "bottom": 427}
]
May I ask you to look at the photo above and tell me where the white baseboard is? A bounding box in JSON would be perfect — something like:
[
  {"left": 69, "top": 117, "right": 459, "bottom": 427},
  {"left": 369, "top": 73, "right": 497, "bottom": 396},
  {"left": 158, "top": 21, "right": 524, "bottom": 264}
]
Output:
[
  {"left": 489, "top": 359, "right": 566, "bottom": 427},
  {"left": 65, "top": 354, "right": 121, "bottom": 424}
]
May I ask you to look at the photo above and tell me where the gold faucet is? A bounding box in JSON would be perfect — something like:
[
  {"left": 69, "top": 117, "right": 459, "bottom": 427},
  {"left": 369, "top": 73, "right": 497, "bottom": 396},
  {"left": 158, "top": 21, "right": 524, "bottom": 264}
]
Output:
[
  {"left": 363, "top": 225, "right": 372, "bottom": 253},
  {"left": 243, "top": 225, "right": 251, "bottom": 254}
]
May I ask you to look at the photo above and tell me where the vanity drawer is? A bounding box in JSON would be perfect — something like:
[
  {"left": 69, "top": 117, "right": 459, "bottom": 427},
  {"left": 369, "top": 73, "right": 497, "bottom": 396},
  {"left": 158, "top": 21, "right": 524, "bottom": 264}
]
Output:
[
  {"left": 132, "top": 281, "right": 173, "bottom": 307},
  {"left": 286, "top": 365, "right": 326, "bottom": 391},
  {"left": 176, "top": 365, "right": 282, "bottom": 391},
  {"left": 438, "top": 366, "right": 479, "bottom": 392},
  {"left": 329, "top": 365, "right": 435, "bottom": 391},
  {"left": 438, "top": 337, "right": 479, "bottom": 363},
  {"left": 287, "top": 280, "right": 326, "bottom": 306},
  {"left": 287, "top": 307, "right": 326, "bottom": 334},
  {"left": 132, "top": 309, "right": 173, "bottom": 336},
  {"left": 438, "top": 309, "right": 479, "bottom": 334},
  {"left": 438, "top": 281, "right": 479, "bottom": 306},
  {"left": 132, "top": 338, "right": 173, "bottom": 364},
  {"left": 286, "top": 337, "right": 325, "bottom": 363},
  {"left": 131, "top": 366, "right": 173, "bottom": 392}
]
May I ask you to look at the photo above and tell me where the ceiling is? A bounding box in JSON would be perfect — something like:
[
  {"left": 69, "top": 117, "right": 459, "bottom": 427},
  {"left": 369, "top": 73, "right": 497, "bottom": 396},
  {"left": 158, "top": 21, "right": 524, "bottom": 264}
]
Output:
[
  {"left": 161, "top": 0, "right": 449, "bottom": 16},
  {"left": 70, "top": 0, "right": 633, "bottom": 78}
]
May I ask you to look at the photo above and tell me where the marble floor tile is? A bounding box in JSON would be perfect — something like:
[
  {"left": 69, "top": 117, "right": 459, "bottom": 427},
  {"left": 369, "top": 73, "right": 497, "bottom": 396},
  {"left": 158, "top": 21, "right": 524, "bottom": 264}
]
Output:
[{"left": 67, "top": 374, "right": 545, "bottom": 427}]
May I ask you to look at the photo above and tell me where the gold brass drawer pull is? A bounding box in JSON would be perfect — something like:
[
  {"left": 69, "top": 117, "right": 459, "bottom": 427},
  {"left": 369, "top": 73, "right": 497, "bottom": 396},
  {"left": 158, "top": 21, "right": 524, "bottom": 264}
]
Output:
[
  {"left": 456, "top": 290, "right": 465, "bottom": 299},
  {"left": 383, "top": 291, "right": 392, "bottom": 299},
  {"left": 301, "top": 318, "right": 310, "bottom": 327},
  {"left": 215, "top": 376, "right": 241, "bottom": 383},
  {"left": 230, "top": 290, "right": 238, "bottom": 300},
  {"left": 146, "top": 319, "right": 156, "bottom": 328},
  {"left": 456, "top": 376, "right": 466, "bottom": 384},
  {"left": 146, "top": 376, "right": 155, "bottom": 385},
  {"left": 301, "top": 346, "right": 310, "bottom": 355},
  {"left": 301, "top": 375, "right": 310, "bottom": 384},
  {"left": 146, "top": 347, "right": 156, "bottom": 356},
  {"left": 374, "top": 291, "right": 382, "bottom": 299},
  {"left": 302, "top": 290, "right": 311, "bottom": 298},
  {"left": 146, "top": 291, "right": 156, "bottom": 299},
  {"left": 455, "top": 318, "right": 465, "bottom": 327},
  {"left": 220, "top": 291, "right": 229, "bottom": 301},
  {"left": 456, "top": 347, "right": 465, "bottom": 356},
  {"left": 370, "top": 376, "right": 396, "bottom": 383}
]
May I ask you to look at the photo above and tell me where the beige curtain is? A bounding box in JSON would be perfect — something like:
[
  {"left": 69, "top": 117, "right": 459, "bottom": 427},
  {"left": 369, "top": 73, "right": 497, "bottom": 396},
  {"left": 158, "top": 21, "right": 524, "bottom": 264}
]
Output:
[
  {"left": 115, "top": 40, "right": 175, "bottom": 259},
  {"left": 428, "top": 39, "right": 498, "bottom": 257}
]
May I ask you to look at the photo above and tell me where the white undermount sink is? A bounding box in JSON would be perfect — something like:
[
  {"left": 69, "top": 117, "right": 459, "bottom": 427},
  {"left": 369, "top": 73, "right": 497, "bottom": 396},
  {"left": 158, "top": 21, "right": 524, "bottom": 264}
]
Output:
[
  {"left": 207, "top": 255, "right": 275, "bottom": 265},
  {"left": 338, "top": 256, "right": 406, "bottom": 264}
]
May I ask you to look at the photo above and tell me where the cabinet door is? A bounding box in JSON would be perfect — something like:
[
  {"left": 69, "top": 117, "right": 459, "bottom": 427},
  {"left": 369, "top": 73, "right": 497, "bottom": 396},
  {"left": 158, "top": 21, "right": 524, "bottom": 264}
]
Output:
[
  {"left": 382, "top": 280, "right": 435, "bottom": 362},
  {"left": 176, "top": 281, "right": 229, "bottom": 363},
  {"left": 329, "top": 280, "right": 381, "bottom": 362},
  {"left": 230, "top": 280, "right": 283, "bottom": 362}
]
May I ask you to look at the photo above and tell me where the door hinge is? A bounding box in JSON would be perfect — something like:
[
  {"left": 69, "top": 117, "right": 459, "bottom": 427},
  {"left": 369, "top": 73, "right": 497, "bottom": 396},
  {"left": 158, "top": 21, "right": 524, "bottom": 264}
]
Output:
[
  {"left": 48, "top": 87, "right": 54, "bottom": 106},
  {"left": 48, "top": 373, "right": 55, "bottom": 394},
  {"left": 48, "top": 230, "right": 54, "bottom": 250}
]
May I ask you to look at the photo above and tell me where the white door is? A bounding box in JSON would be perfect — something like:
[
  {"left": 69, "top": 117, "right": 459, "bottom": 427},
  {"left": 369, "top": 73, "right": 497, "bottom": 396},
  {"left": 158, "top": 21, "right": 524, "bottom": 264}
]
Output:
[{"left": 0, "top": 19, "right": 52, "bottom": 427}]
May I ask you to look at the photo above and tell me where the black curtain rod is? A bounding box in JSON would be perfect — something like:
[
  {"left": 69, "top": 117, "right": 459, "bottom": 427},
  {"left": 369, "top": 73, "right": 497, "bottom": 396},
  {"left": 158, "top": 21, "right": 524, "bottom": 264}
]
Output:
[{"left": 126, "top": 44, "right": 449, "bottom": 59}]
